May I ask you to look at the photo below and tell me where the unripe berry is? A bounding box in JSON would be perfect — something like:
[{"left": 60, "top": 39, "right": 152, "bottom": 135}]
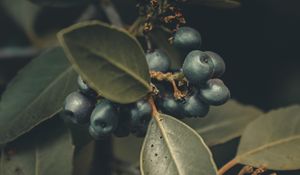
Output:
[
  {"left": 182, "top": 50, "right": 214, "bottom": 85},
  {"left": 199, "top": 79, "right": 230, "bottom": 106},
  {"left": 173, "top": 27, "right": 202, "bottom": 54},
  {"left": 63, "top": 91, "right": 95, "bottom": 124},
  {"left": 205, "top": 51, "right": 226, "bottom": 77},
  {"left": 89, "top": 100, "right": 119, "bottom": 139},
  {"left": 146, "top": 49, "right": 171, "bottom": 72},
  {"left": 183, "top": 91, "right": 209, "bottom": 118}
]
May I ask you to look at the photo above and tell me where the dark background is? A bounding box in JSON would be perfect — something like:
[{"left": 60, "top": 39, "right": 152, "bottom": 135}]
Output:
[{"left": 0, "top": 0, "right": 299, "bottom": 174}]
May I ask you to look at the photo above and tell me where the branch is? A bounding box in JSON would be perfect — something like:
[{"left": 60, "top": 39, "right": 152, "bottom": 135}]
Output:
[
  {"left": 100, "top": 0, "right": 124, "bottom": 28},
  {"left": 0, "top": 47, "right": 39, "bottom": 60}
]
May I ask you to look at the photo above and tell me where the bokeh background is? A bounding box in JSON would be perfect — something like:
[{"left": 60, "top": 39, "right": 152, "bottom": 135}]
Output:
[{"left": 0, "top": 0, "right": 299, "bottom": 174}]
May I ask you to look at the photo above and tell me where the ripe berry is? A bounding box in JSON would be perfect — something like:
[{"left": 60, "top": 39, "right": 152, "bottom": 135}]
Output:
[
  {"left": 126, "top": 100, "right": 152, "bottom": 137},
  {"left": 183, "top": 91, "right": 209, "bottom": 118},
  {"left": 173, "top": 27, "right": 202, "bottom": 54},
  {"left": 182, "top": 50, "right": 214, "bottom": 85},
  {"left": 146, "top": 49, "right": 171, "bottom": 72},
  {"left": 113, "top": 109, "right": 130, "bottom": 137},
  {"left": 77, "top": 76, "right": 97, "bottom": 97},
  {"left": 205, "top": 51, "right": 226, "bottom": 77},
  {"left": 157, "top": 94, "right": 185, "bottom": 119},
  {"left": 199, "top": 79, "right": 230, "bottom": 106},
  {"left": 63, "top": 91, "right": 95, "bottom": 124},
  {"left": 89, "top": 100, "right": 119, "bottom": 139}
]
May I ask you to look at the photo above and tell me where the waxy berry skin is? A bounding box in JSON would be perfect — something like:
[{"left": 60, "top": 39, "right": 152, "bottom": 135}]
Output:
[
  {"left": 89, "top": 100, "right": 119, "bottom": 139},
  {"left": 157, "top": 94, "right": 185, "bottom": 119},
  {"left": 205, "top": 51, "right": 226, "bottom": 77},
  {"left": 199, "top": 79, "right": 230, "bottom": 106},
  {"left": 77, "top": 76, "right": 97, "bottom": 97},
  {"left": 146, "top": 49, "right": 171, "bottom": 72},
  {"left": 125, "top": 100, "right": 152, "bottom": 137},
  {"left": 63, "top": 91, "right": 95, "bottom": 124},
  {"left": 173, "top": 27, "right": 202, "bottom": 54},
  {"left": 182, "top": 50, "right": 214, "bottom": 85},
  {"left": 183, "top": 91, "right": 209, "bottom": 118}
]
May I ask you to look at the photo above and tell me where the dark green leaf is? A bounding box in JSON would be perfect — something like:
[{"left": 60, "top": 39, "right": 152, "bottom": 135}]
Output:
[
  {"left": 73, "top": 141, "right": 95, "bottom": 175},
  {"left": 189, "top": 0, "right": 240, "bottom": 8},
  {"left": 0, "top": 0, "right": 40, "bottom": 37},
  {"left": 183, "top": 100, "right": 263, "bottom": 146},
  {"left": 29, "top": 0, "right": 89, "bottom": 7},
  {"left": 141, "top": 114, "right": 218, "bottom": 175},
  {"left": 0, "top": 47, "right": 77, "bottom": 144},
  {"left": 113, "top": 135, "right": 143, "bottom": 164},
  {"left": 0, "top": 118, "right": 74, "bottom": 175},
  {"left": 58, "top": 21, "right": 151, "bottom": 104},
  {"left": 236, "top": 105, "right": 300, "bottom": 170}
]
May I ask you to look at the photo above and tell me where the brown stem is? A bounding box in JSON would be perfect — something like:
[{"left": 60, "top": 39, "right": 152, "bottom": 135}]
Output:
[
  {"left": 218, "top": 158, "right": 238, "bottom": 175},
  {"left": 148, "top": 96, "right": 159, "bottom": 116}
]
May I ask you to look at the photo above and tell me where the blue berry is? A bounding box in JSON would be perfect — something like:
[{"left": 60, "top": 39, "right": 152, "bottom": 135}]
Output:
[
  {"left": 182, "top": 50, "right": 214, "bottom": 85},
  {"left": 205, "top": 51, "right": 226, "bottom": 77},
  {"left": 157, "top": 94, "right": 185, "bottom": 119},
  {"left": 77, "top": 76, "right": 97, "bottom": 97},
  {"left": 183, "top": 91, "right": 209, "bottom": 118},
  {"left": 199, "top": 79, "right": 230, "bottom": 106},
  {"left": 89, "top": 100, "right": 119, "bottom": 139},
  {"left": 173, "top": 27, "right": 202, "bottom": 53},
  {"left": 146, "top": 49, "right": 171, "bottom": 72},
  {"left": 125, "top": 100, "right": 152, "bottom": 137},
  {"left": 63, "top": 91, "right": 95, "bottom": 124}
]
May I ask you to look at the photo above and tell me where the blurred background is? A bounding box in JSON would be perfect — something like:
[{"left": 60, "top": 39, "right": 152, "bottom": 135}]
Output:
[{"left": 0, "top": 0, "right": 299, "bottom": 174}]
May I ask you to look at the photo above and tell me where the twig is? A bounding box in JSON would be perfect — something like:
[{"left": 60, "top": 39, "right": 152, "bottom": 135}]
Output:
[
  {"left": 100, "top": 0, "right": 124, "bottom": 28},
  {"left": 238, "top": 165, "right": 254, "bottom": 175},
  {"left": 218, "top": 158, "right": 238, "bottom": 175},
  {"left": 0, "top": 47, "right": 39, "bottom": 60},
  {"left": 77, "top": 4, "right": 98, "bottom": 22}
]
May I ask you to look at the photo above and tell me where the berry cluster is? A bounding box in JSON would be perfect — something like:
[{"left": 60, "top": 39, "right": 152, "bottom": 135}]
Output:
[{"left": 62, "top": 26, "right": 230, "bottom": 139}]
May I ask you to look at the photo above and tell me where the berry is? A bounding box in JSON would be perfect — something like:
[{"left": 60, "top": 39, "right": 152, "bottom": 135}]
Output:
[
  {"left": 89, "top": 100, "right": 119, "bottom": 139},
  {"left": 205, "top": 51, "right": 226, "bottom": 77},
  {"left": 77, "top": 76, "right": 97, "bottom": 97},
  {"left": 183, "top": 91, "right": 209, "bottom": 118},
  {"left": 126, "top": 100, "right": 152, "bottom": 137},
  {"left": 199, "top": 79, "right": 230, "bottom": 106},
  {"left": 63, "top": 91, "right": 95, "bottom": 124},
  {"left": 173, "top": 27, "right": 202, "bottom": 54},
  {"left": 146, "top": 49, "right": 171, "bottom": 72},
  {"left": 157, "top": 94, "right": 185, "bottom": 119},
  {"left": 182, "top": 50, "right": 214, "bottom": 85},
  {"left": 113, "top": 109, "right": 130, "bottom": 137}
]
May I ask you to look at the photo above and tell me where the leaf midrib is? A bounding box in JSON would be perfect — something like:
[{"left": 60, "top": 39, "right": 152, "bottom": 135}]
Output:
[
  {"left": 70, "top": 41, "right": 150, "bottom": 91},
  {"left": 156, "top": 115, "right": 183, "bottom": 175},
  {"left": 237, "top": 135, "right": 300, "bottom": 161}
]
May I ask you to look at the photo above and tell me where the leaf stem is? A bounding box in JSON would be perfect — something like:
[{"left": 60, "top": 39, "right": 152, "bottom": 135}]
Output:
[
  {"left": 218, "top": 158, "right": 238, "bottom": 175},
  {"left": 148, "top": 96, "right": 162, "bottom": 121}
]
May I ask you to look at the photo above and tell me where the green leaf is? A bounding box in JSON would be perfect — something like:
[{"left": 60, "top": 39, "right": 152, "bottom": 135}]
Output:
[
  {"left": 113, "top": 135, "right": 144, "bottom": 164},
  {"left": 73, "top": 141, "right": 95, "bottom": 175},
  {"left": 148, "top": 29, "right": 183, "bottom": 69},
  {"left": 140, "top": 114, "right": 218, "bottom": 175},
  {"left": 236, "top": 105, "right": 300, "bottom": 170},
  {"left": 0, "top": 0, "right": 40, "bottom": 38},
  {"left": 189, "top": 0, "right": 240, "bottom": 8},
  {"left": 183, "top": 100, "right": 263, "bottom": 146},
  {"left": 58, "top": 21, "right": 151, "bottom": 104},
  {"left": 0, "top": 117, "right": 74, "bottom": 175},
  {"left": 0, "top": 47, "right": 77, "bottom": 144},
  {"left": 29, "top": 0, "right": 89, "bottom": 7}
]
